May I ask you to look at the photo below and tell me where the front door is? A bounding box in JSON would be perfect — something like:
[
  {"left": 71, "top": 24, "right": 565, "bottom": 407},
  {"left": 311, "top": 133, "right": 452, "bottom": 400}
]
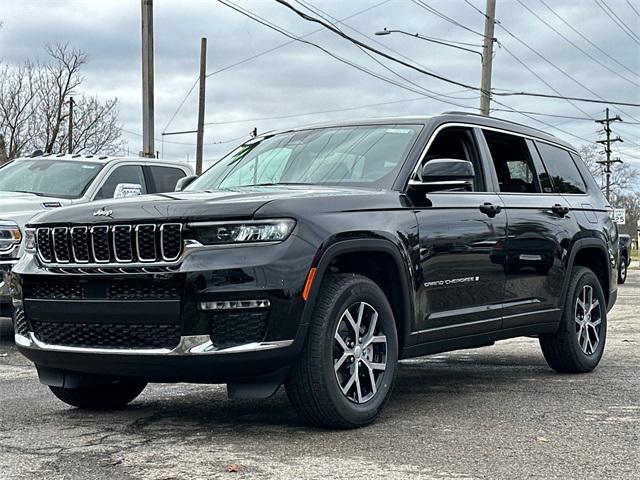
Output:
[{"left": 408, "top": 126, "right": 507, "bottom": 342}]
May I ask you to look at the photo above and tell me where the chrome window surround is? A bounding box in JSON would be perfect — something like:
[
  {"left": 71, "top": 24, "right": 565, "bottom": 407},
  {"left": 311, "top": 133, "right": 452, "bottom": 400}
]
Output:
[
  {"left": 15, "top": 332, "right": 293, "bottom": 356},
  {"left": 407, "top": 122, "right": 579, "bottom": 188}
]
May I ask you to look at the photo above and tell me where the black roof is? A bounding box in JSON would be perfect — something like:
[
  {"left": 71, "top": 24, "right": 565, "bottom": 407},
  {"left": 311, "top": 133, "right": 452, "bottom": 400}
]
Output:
[{"left": 258, "top": 111, "right": 576, "bottom": 152}]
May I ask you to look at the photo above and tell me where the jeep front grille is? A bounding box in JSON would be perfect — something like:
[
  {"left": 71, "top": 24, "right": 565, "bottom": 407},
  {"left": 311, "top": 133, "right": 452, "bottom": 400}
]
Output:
[{"left": 35, "top": 223, "right": 183, "bottom": 264}]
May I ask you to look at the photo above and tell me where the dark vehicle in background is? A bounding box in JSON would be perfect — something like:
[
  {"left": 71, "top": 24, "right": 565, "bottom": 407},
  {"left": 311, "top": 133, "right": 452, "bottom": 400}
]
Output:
[
  {"left": 618, "top": 234, "right": 632, "bottom": 284},
  {"left": 0, "top": 155, "right": 193, "bottom": 318},
  {"left": 11, "top": 113, "right": 618, "bottom": 429}
]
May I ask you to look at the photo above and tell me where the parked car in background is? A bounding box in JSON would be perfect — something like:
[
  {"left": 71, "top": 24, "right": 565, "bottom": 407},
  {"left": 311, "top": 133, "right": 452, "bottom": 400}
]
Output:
[
  {"left": 10, "top": 113, "right": 618, "bottom": 428},
  {"left": 0, "top": 154, "right": 192, "bottom": 317},
  {"left": 618, "top": 234, "right": 632, "bottom": 284}
]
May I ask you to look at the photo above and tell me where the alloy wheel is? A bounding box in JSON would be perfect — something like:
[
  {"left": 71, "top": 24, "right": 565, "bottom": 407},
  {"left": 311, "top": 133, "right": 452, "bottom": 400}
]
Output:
[
  {"left": 333, "top": 302, "right": 387, "bottom": 404},
  {"left": 575, "top": 285, "right": 602, "bottom": 355}
]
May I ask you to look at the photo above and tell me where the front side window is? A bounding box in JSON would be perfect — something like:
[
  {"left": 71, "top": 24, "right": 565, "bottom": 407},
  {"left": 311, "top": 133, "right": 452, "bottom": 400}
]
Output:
[
  {"left": 412, "top": 127, "right": 485, "bottom": 192},
  {"left": 0, "top": 160, "right": 104, "bottom": 199},
  {"left": 187, "top": 124, "right": 422, "bottom": 191},
  {"left": 483, "top": 130, "right": 540, "bottom": 193},
  {"left": 535, "top": 142, "right": 587, "bottom": 194},
  {"left": 94, "top": 165, "right": 147, "bottom": 200}
]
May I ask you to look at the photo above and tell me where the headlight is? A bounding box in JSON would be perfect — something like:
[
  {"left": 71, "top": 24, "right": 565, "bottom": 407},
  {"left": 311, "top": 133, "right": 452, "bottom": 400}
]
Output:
[
  {"left": 0, "top": 221, "right": 22, "bottom": 253},
  {"left": 24, "top": 228, "right": 36, "bottom": 253},
  {"left": 190, "top": 219, "right": 296, "bottom": 245}
]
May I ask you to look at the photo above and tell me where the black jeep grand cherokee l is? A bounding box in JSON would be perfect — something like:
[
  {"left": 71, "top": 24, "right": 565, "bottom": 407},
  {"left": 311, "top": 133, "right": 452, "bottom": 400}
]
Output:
[{"left": 11, "top": 112, "right": 618, "bottom": 429}]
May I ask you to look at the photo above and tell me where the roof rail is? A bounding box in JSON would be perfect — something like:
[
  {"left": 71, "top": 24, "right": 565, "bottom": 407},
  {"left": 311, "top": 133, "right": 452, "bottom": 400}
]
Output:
[{"left": 442, "top": 111, "right": 555, "bottom": 137}]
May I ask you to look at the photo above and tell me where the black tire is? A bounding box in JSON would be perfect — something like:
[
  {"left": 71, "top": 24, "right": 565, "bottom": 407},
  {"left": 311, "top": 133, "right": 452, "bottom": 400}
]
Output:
[
  {"left": 285, "top": 274, "right": 398, "bottom": 429},
  {"left": 539, "top": 266, "right": 607, "bottom": 373},
  {"left": 49, "top": 382, "right": 147, "bottom": 410},
  {"left": 618, "top": 256, "right": 627, "bottom": 284}
]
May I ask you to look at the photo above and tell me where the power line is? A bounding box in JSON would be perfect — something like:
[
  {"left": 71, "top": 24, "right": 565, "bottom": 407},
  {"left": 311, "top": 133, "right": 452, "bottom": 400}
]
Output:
[
  {"left": 594, "top": 0, "right": 640, "bottom": 45},
  {"left": 206, "top": 0, "right": 391, "bottom": 78},
  {"left": 162, "top": 77, "right": 198, "bottom": 134},
  {"left": 410, "top": 0, "right": 490, "bottom": 39},
  {"left": 215, "top": 0, "right": 479, "bottom": 111},
  {"left": 627, "top": 0, "right": 640, "bottom": 17},
  {"left": 494, "top": 41, "right": 594, "bottom": 119},
  {"left": 295, "top": 0, "right": 480, "bottom": 104},
  {"left": 123, "top": 128, "right": 246, "bottom": 146},
  {"left": 274, "top": 0, "right": 640, "bottom": 108},
  {"left": 516, "top": 0, "right": 640, "bottom": 89},
  {"left": 161, "top": 1, "right": 392, "bottom": 135},
  {"left": 538, "top": 0, "right": 640, "bottom": 81}
]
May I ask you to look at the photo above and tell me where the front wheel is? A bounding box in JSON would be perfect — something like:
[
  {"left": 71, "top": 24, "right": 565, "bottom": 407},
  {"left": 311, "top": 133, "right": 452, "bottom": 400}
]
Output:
[
  {"left": 49, "top": 382, "right": 147, "bottom": 410},
  {"left": 285, "top": 274, "right": 398, "bottom": 429},
  {"left": 539, "top": 266, "right": 607, "bottom": 373}
]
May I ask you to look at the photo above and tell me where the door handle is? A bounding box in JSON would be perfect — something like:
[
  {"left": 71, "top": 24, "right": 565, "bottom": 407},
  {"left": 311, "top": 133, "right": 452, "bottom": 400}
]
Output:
[
  {"left": 551, "top": 204, "right": 570, "bottom": 217},
  {"left": 479, "top": 202, "right": 502, "bottom": 217}
]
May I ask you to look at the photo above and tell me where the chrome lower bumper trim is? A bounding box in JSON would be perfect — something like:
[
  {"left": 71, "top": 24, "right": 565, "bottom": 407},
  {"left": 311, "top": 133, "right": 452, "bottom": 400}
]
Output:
[{"left": 15, "top": 333, "right": 293, "bottom": 356}]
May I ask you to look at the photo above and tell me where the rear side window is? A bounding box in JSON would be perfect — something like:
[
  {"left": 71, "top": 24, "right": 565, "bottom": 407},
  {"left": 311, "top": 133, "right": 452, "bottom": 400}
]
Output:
[
  {"left": 535, "top": 142, "right": 587, "bottom": 194},
  {"left": 482, "top": 130, "right": 540, "bottom": 193},
  {"left": 148, "top": 166, "right": 187, "bottom": 193}
]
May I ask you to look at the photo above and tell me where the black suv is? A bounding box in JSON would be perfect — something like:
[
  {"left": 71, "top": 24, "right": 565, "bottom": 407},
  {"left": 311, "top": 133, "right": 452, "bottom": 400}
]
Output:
[{"left": 11, "top": 112, "right": 619, "bottom": 429}]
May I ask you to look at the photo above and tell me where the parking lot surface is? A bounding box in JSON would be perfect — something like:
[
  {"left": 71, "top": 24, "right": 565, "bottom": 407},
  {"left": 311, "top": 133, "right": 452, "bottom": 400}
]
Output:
[{"left": 1, "top": 271, "right": 638, "bottom": 479}]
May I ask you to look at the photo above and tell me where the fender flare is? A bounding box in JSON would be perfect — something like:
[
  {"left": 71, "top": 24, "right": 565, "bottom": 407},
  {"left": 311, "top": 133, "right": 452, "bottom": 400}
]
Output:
[
  {"left": 299, "top": 238, "right": 416, "bottom": 348},
  {"left": 559, "top": 238, "right": 612, "bottom": 310}
]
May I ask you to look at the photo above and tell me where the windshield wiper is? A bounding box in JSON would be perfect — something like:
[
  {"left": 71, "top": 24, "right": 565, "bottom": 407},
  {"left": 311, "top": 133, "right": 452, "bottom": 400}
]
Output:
[{"left": 11, "top": 190, "right": 47, "bottom": 197}]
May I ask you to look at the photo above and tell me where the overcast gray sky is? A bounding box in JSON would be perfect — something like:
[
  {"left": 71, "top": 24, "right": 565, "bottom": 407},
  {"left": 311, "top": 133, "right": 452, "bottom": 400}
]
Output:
[{"left": 1, "top": 0, "right": 639, "bottom": 169}]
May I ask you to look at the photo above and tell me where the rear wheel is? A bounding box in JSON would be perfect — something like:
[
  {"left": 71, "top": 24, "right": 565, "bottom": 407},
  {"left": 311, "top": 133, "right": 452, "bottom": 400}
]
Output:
[
  {"left": 618, "top": 256, "right": 627, "bottom": 284},
  {"left": 539, "top": 266, "right": 606, "bottom": 373},
  {"left": 285, "top": 274, "right": 398, "bottom": 429},
  {"left": 49, "top": 382, "right": 147, "bottom": 410}
]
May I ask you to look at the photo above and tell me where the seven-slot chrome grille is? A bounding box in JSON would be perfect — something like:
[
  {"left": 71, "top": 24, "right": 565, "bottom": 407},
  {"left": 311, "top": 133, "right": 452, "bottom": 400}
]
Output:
[{"left": 35, "top": 223, "right": 183, "bottom": 264}]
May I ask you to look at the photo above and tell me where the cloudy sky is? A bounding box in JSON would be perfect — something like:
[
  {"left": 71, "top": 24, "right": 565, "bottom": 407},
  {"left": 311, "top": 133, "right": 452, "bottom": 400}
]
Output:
[{"left": 1, "top": 0, "right": 639, "bottom": 170}]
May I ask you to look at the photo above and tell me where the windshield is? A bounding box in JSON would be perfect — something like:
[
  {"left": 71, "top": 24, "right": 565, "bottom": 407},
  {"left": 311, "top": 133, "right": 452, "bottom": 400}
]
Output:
[
  {"left": 187, "top": 124, "right": 422, "bottom": 191},
  {"left": 0, "top": 160, "right": 104, "bottom": 199}
]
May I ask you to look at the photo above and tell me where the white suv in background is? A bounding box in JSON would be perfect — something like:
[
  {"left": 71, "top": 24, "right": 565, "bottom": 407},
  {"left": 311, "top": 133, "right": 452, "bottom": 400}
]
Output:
[{"left": 0, "top": 153, "right": 193, "bottom": 317}]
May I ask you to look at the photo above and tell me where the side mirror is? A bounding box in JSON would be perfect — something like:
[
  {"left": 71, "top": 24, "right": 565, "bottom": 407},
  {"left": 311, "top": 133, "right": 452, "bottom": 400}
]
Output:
[
  {"left": 419, "top": 159, "right": 475, "bottom": 190},
  {"left": 175, "top": 175, "right": 198, "bottom": 192},
  {"left": 113, "top": 183, "right": 143, "bottom": 199}
]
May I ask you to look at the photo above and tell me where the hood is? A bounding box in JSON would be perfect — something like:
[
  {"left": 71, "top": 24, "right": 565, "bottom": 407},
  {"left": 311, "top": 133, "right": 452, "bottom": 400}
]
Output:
[
  {"left": 28, "top": 185, "right": 398, "bottom": 226},
  {"left": 0, "top": 191, "right": 73, "bottom": 228}
]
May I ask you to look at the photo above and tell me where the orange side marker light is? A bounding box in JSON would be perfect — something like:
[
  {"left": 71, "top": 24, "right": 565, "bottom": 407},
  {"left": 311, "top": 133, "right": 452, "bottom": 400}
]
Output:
[{"left": 302, "top": 267, "right": 317, "bottom": 301}]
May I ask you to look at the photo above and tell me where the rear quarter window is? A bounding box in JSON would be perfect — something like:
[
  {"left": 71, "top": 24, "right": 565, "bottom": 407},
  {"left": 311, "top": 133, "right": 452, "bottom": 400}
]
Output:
[
  {"left": 148, "top": 166, "right": 187, "bottom": 193},
  {"left": 535, "top": 142, "right": 587, "bottom": 194}
]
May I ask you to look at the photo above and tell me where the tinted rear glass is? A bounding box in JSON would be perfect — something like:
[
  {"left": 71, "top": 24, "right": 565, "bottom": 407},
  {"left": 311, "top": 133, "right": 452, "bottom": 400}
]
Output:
[{"left": 535, "top": 142, "right": 587, "bottom": 194}]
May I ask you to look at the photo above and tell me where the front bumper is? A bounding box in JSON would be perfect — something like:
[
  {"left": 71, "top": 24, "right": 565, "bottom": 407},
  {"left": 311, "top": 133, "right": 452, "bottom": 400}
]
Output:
[{"left": 10, "top": 234, "right": 317, "bottom": 383}]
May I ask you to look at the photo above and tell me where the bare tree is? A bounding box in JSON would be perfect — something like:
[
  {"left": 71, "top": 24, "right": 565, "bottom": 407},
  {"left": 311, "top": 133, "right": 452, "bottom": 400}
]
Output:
[
  {"left": 0, "top": 42, "right": 124, "bottom": 161},
  {"left": 579, "top": 144, "right": 640, "bottom": 196}
]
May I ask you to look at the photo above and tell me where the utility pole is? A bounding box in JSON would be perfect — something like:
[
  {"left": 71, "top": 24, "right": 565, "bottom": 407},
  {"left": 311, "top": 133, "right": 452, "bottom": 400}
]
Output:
[
  {"left": 195, "top": 37, "right": 207, "bottom": 175},
  {"left": 141, "top": 0, "right": 155, "bottom": 158},
  {"left": 595, "top": 107, "right": 623, "bottom": 202},
  {"left": 479, "top": 0, "right": 496, "bottom": 115},
  {"left": 67, "top": 96, "right": 74, "bottom": 154}
]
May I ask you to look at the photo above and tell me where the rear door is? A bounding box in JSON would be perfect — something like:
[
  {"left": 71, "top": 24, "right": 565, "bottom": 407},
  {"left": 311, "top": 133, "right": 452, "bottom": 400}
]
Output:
[
  {"left": 481, "top": 129, "right": 577, "bottom": 328},
  {"left": 409, "top": 126, "right": 507, "bottom": 341}
]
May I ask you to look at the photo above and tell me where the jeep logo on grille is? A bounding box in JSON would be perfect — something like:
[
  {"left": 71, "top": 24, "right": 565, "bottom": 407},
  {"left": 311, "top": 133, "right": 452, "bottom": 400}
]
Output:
[{"left": 93, "top": 208, "right": 113, "bottom": 217}]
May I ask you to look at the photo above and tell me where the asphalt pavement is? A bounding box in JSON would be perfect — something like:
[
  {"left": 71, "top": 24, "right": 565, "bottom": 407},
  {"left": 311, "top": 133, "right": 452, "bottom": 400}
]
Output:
[{"left": 1, "top": 271, "right": 638, "bottom": 479}]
